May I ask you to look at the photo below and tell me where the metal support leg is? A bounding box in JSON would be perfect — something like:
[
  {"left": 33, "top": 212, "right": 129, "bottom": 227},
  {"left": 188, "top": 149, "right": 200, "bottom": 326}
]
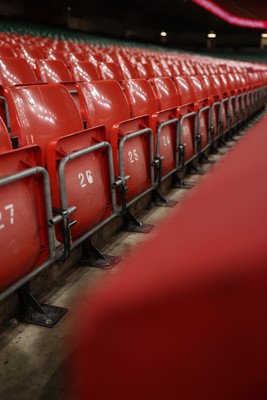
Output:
[
  {"left": 171, "top": 173, "right": 195, "bottom": 189},
  {"left": 150, "top": 158, "right": 177, "bottom": 208},
  {"left": 151, "top": 189, "right": 177, "bottom": 208},
  {"left": 210, "top": 144, "right": 222, "bottom": 155},
  {"left": 18, "top": 283, "right": 68, "bottom": 328},
  {"left": 80, "top": 240, "right": 120, "bottom": 269},
  {"left": 199, "top": 152, "right": 216, "bottom": 164},
  {"left": 123, "top": 209, "right": 154, "bottom": 233},
  {"left": 188, "top": 163, "right": 205, "bottom": 175},
  {"left": 117, "top": 177, "right": 154, "bottom": 233},
  {"left": 218, "top": 137, "right": 232, "bottom": 148}
]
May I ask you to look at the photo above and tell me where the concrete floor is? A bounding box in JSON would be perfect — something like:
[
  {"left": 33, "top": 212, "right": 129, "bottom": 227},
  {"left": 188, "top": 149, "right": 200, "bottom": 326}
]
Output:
[{"left": 0, "top": 130, "right": 250, "bottom": 400}]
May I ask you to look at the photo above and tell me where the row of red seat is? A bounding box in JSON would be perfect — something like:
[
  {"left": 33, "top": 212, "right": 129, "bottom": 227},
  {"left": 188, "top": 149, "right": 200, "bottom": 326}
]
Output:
[
  {"left": 0, "top": 56, "right": 266, "bottom": 167},
  {"left": 0, "top": 30, "right": 267, "bottom": 78},
  {"left": 0, "top": 52, "right": 266, "bottom": 94},
  {"left": 0, "top": 31, "right": 266, "bottom": 297},
  {"left": 1, "top": 45, "right": 267, "bottom": 82}
]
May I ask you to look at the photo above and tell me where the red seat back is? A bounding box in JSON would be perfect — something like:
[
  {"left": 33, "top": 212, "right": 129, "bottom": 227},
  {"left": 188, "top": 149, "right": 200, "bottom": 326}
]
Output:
[
  {"left": 98, "top": 62, "right": 123, "bottom": 81},
  {"left": 120, "top": 62, "right": 140, "bottom": 80},
  {"left": 173, "top": 76, "right": 196, "bottom": 160},
  {"left": 68, "top": 61, "right": 100, "bottom": 82},
  {"left": 122, "top": 78, "right": 177, "bottom": 178},
  {"left": 189, "top": 75, "right": 208, "bottom": 101},
  {"left": 146, "top": 59, "right": 164, "bottom": 77},
  {"left": 149, "top": 77, "right": 181, "bottom": 110},
  {"left": 17, "top": 46, "right": 46, "bottom": 69},
  {"left": 0, "top": 44, "right": 17, "bottom": 58},
  {"left": 121, "top": 78, "right": 158, "bottom": 118},
  {"left": 77, "top": 80, "right": 152, "bottom": 202},
  {"left": 47, "top": 127, "right": 114, "bottom": 242},
  {"left": 173, "top": 76, "right": 195, "bottom": 105},
  {"left": 136, "top": 62, "right": 153, "bottom": 79},
  {"left": 0, "top": 145, "right": 50, "bottom": 292},
  {"left": 0, "top": 57, "right": 38, "bottom": 90},
  {"left": 5, "top": 83, "right": 84, "bottom": 162},
  {"left": 35, "top": 59, "right": 72, "bottom": 83},
  {"left": 77, "top": 80, "right": 130, "bottom": 137},
  {"left": 188, "top": 75, "right": 209, "bottom": 148}
]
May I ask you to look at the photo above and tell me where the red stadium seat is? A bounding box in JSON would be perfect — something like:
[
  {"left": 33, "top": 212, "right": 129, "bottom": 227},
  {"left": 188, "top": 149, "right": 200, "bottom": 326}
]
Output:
[
  {"left": 136, "top": 62, "right": 154, "bottom": 79},
  {"left": 35, "top": 59, "right": 72, "bottom": 83},
  {"left": 256, "top": 72, "right": 267, "bottom": 111},
  {"left": 218, "top": 73, "right": 236, "bottom": 136},
  {"left": 119, "top": 61, "right": 140, "bottom": 80},
  {"left": 188, "top": 75, "right": 211, "bottom": 153},
  {"left": 47, "top": 126, "right": 117, "bottom": 243},
  {"left": 231, "top": 73, "right": 248, "bottom": 121},
  {"left": 192, "top": 62, "right": 205, "bottom": 75},
  {"left": 86, "top": 52, "right": 103, "bottom": 67},
  {"left": 0, "top": 44, "right": 17, "bottom": 58},
  {"left": 0, "top": 145, "right": 52, "bottom": 292},
  {"left": 0, "top": 57, "right": 38, "bottom": 93},
  {"left": 223, "top": 73, "right": 243, "bottom": 129},
  {"left": 158, "top": 59, "right": 173, "bottom": 77},
  {"left": 76, "top": 80, "right": 155, "bottom": 226},
  {"left": 34, "top": 59, "right": 82, "bottom": 112},
  {"left": 98, "top": 62, "right": 123, "bottom": 81},
  {"left": 238, "top": 73, "right": 255, "bottom": 118},
  {"left": 68, "top": 61, "right": 100, "bottom": 82},
  {"left": 5, "top": 82, "right": 119, "bottom": 254},
  {"left": 168, "top": 61, "right": 182, "bottom": 77},
  {"left": 154, "top": 74, "right": 212, "bottom": 165},
  {"left": 210, "top": 74, "right": 236, "bottom": 139},
  {"left": 148, "top": 76, "right": 189, "bottom": 180},
  {"left": 244, "top": 71, "right": 264, "bottom": 116},
  {"left": 5, "top": 83, "right": 84, "bottom": 162},
  {"left": 146, "top": 58, "right": 164, "bottom": 77},
  {"left": 121, "top": 78, "right": 159, "bottom": 120},
  {"left": 0, "top": 57, "right": 38, "bottom": 128},
  {"left": 67, "top": 52, "right": 87, "bottom": 64},
  {"left": 172, "top": 76, "right": 198, "bottom": 166},
  {"left": 122, "top": 78, "right": 182, "bottom": 195},
  {"left": 149, "top": 76, "right": 181, "bottom": 110},
  {"left": 16, "top": 46, "right": 46, "bottom": 70},
  {"left": 202, "top": 74, "right": 228, "bottom": 141},
  {"left": 200, "top": 74, "right": 222, "bottom": 141},
  {"left": 206, "top": 63, "right": 219, "bottom": 75},
  {"left": 46, "top": 49, "right": 69, "bottom": 63},
  {"left": 178, "top": 60, "right": 194, "bottom": 76}
]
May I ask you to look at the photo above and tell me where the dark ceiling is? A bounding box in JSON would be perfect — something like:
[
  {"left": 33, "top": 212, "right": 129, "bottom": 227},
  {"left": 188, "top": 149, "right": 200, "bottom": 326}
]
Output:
[
  {"left": 0, "top": 0, "right": 266, "bottom": 49},
  {"left": 31, "top": 0, "right": 248, "bottom": 32}
]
